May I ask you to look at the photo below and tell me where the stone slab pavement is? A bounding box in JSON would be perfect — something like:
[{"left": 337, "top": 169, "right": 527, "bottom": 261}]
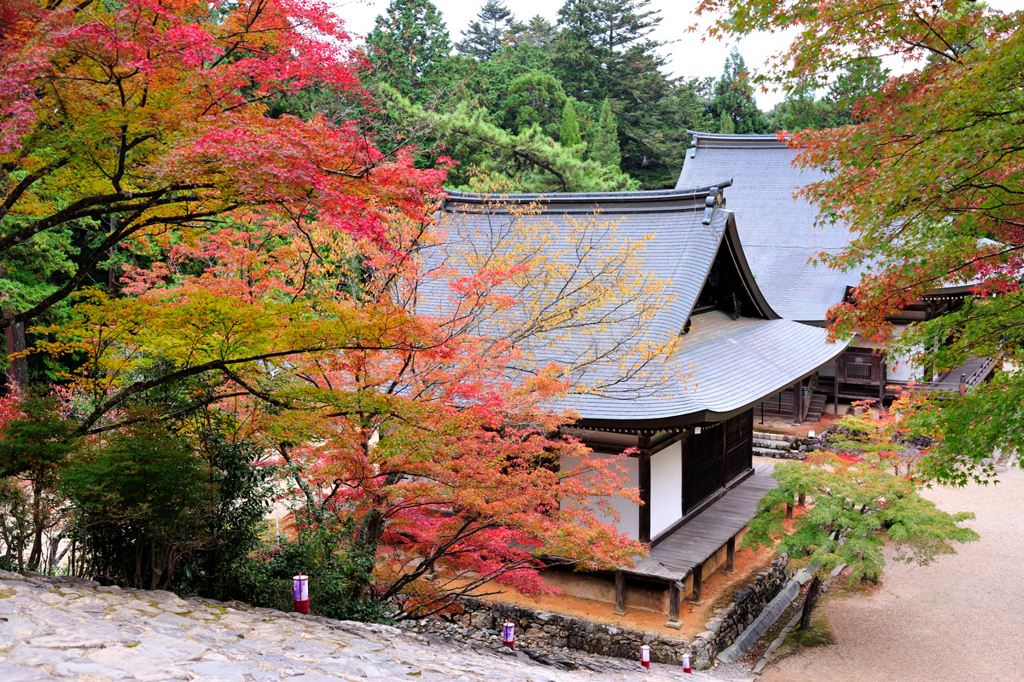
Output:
[{"left": 0, "top": 570, "right": 743, "bottom": 682}]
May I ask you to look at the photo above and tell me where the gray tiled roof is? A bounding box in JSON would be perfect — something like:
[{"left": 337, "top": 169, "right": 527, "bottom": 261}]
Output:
[
  {"left": 563, "top": 312, "right": 843, "bottom": 427},
  {"left": 676, "top": 133, "right": 859, "bottom": 322},
  {"left": 424, "top": 188, "right": 844, "bottom": 424}
]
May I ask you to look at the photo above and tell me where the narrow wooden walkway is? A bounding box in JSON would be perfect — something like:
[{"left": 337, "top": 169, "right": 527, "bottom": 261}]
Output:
[
  {"left": 629, "top": 463, "right": 777, "bottom": 582},
  {"left": 922, "top": 356, "right": 996, "bottom": 392}
]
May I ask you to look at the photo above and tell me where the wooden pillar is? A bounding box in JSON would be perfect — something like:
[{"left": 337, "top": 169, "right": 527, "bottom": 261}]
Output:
[
  {"left": 720, "top": 418, "right": 728, "bottom": 488},
  {"left": 879, "top": 360, "right": 887, "bottom": 412},
  {"left": 746, "top": 408, "right": 754, "bottom": 469},
  {"left": 634, "top": 432, "right": 651, "bottom": 544},
  {"left": 834, "top": 374, "right": 839, "bottom": 418},
  {"left": 786, "top": 503, "right": 794, "bottom": 519},
  {"left": 680, "top": 431, "right": 688, "bottom": 518},
  {"left": 690, "top": 562, "right": 703, "bottom": 603},
  {"left": 725, "top": 536, "right": 736, "bottom": 573},
  {"left": 798, "top": 492, "right": 806, "bottom": 507},
  {"left": 614, "top": 570, "right": 627, "bottom": 615},
  {"left": 791, "top": 380, "right": 803, "bottom": 424},
  {"left": 667, "top": 581, "right": 681, "bottom": 627}
]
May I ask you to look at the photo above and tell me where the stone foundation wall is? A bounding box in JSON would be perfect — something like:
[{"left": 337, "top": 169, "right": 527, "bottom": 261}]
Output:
[
  {"left": 688, "top": 555, "right": 789, "bottom": 669},
  {"left": 404, "top": 555, "right": 790, "bottom": 670},
  {"left": 753, "top": 430, "right": 820, "bottom": 460},
  {"left": 449, "top": 598, "right": 690, "bottom": 664},
  {"left": 541, "top": 568, "right": 669, "bottom": 613}
]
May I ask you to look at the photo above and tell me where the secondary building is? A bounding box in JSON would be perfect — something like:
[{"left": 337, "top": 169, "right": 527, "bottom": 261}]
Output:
[{"left": 677, "top": 133, "right": 995, "bottom": 422}]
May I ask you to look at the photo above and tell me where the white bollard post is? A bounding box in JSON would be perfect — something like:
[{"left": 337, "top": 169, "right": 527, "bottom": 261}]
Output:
[
  {"left": 502, "top": 621, "right": 515, "bottom": 650},
  {"left": 292, "top": 573, "right": 309, "bottom": 614}
]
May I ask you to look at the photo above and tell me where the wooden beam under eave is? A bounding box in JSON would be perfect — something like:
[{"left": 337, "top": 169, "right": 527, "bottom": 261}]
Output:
[
  {"left": 614, "top": 570, "right": 627, "bottom": 615},
  {"left": 638, "top": 433, "right": 652, "bottom": 544}
]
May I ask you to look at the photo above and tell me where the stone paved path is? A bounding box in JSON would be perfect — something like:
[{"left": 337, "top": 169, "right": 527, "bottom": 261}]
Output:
[
  {"left": 0, "top": 570, "right": 733, "bottom": 682},
  {"left": 759, "top": 464, "right": 1024, "bottom": 681}
]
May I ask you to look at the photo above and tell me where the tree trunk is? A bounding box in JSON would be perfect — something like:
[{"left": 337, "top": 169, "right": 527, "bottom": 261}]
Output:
[
  {"left": 26, "top": 481, "right": 44, "bottom": 572},
  {"left": 3, "top": 313, "right": 28, "bottom": 392},
  {"left": 350, "top": 472, "right": 404, "bottom": 603},
  {"left": 149, "top": 537, "right": 158, "bottom": 590},
  {"left": 1, "top": 521, "right": 12, "bottom": 570},
  {"left": 799, "top": 575, "right": 822, "bottom": 630},
  {"left": 15, "top": 518, "right": 25, "bottom": 572},
  {"left": 134, "top": 529, "right": 143, "bottom": 589}
]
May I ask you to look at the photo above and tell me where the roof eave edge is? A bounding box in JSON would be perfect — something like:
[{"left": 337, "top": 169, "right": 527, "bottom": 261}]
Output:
[{"left": 441, "top": 181, "right": 734, "bottom": 209}]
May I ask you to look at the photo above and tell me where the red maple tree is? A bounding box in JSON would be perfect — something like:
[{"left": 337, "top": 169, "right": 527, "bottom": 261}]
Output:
[{"left": 4, "top": 2, "right": 658, "bottom": 611}]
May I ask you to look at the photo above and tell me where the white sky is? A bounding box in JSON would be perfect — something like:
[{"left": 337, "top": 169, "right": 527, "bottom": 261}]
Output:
[{"left": 329, "top": 0, "right": 1024, "bottom": 109}]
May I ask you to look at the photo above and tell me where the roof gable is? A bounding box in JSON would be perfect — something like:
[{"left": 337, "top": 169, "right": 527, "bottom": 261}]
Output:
[
  {"left": 676, "top": 133, "right": 858, "bottom": 323},
  {"left": 438, "top": 185, "right": 777, "bottom": 344},
  {"left": 423, "top": 186, "right": 844, "bottom": 423}
]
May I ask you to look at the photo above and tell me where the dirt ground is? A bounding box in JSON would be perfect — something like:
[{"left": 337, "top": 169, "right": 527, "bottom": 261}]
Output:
[{"left": 759, "top": 463, "right": 1024, "bottom": 681}]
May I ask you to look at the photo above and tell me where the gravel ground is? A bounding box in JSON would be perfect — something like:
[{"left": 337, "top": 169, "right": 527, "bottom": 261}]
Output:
[{"left": 760, "top": 464, "right": 1024, "bottom": 681}]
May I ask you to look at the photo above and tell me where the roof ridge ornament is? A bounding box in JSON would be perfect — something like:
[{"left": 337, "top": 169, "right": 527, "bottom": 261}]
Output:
[
  {"left": 701, "top": 186, "right": 726, "bottom": 225},
  {"left": 688, "top": 135, "right": 698, "bottom": 159}
]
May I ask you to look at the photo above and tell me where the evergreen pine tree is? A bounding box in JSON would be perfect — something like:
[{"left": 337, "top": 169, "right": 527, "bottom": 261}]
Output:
[
  {"left": 589, "top": 98, "right": 621, "bottom": 168},
  {"left": 559, "top": 99, "right": 582, "bottom": 148},
  {"left": 458, "top": 1, "right": 515, "bottom": 60},
  {"left": 508, "top": 15, "right": 558, "bottom": 49},
  {"left": 554, "top": 0, "right": 667, "bottom": 104},
  {"left": 381, "top": 85, "right": 638, "bottom": 193},
  {"left": 710, "top": 48, "right": 768, "bottom": 135},
  {"left": 503, "top": 70, "right": 568, "bottom": 136},
  {"left": 365, "top": 0, "right": 453, "bottom": 103},
  {"left": 551, "top": 0, "right": 705, "bottom": 188},
  {"left": 768, "top": 58, "right": 887, "bottom": 132},
  {"left": 718, "top": 110, "right": 736, "bottom": 134}
]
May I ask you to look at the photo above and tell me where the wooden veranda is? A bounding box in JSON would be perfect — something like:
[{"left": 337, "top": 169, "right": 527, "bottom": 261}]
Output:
[{"left": 617, "top": 462, "right": 777, "bottom": 624}]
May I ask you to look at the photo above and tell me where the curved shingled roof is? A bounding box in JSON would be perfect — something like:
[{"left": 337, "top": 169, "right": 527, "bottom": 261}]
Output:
[
  {"left": 425, "top": 187, "right": 845, "bottom": 425},
  {"left": 676, "top": 133, "right": 859, "bottom": 323}
]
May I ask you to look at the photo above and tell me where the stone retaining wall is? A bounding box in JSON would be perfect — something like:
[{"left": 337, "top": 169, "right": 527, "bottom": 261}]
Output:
[
  {"left": 687, "top": 555, "right": 789, "bottom": 669},
  {"left": 405, "top": 555, "right": 790, "bottom": 670},
  {"left": 0, "top": 570, "right": 695, "bottom": 682},
  {"left": 448, "top": 598, "right": 690, "bottom": 664},
  {"left": 753, "top": 430, "right": 824, "bottom": 460}
]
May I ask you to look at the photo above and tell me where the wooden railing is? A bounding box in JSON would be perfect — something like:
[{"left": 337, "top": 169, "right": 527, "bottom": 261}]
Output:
[
  {"left": 911, "top": 356, "right": 998, "bottom": 394},
  {"left": 802, "top": 374, "right": 818, "bottom": 423},
  {"left": 965, "top": 356, "right": 998, "bottom": 389}
]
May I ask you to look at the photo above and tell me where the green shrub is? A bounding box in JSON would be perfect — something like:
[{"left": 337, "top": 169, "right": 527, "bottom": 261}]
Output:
[
  {"left": 62, "top": 419, "right": 272, "bottom": 593},
  {"left": 228, "top": 516, "right": 393, "bottom": 623}
]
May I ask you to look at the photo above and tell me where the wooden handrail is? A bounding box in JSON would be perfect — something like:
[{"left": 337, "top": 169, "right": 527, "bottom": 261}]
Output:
[{"left": 802, "top": 374, "right": 818, "bottom": 420}]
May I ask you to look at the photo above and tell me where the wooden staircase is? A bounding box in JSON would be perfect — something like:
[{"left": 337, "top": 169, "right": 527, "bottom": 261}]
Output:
[{"left": 757, "top": 387, "right": 827, "bottom": 424}]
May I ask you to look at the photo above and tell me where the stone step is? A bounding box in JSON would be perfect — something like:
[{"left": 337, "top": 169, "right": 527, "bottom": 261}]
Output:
[
  {"left": 752, "top": 438, "right": 789, "bottom": 451},
  {"left": 752, "top": 431, "right": 790, "bottom": 442},
  {"left": 753, "top": 446, "right": 787, "bottom": 457}
]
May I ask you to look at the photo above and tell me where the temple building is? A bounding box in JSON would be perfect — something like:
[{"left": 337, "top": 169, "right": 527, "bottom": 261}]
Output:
[{"left": 432, "top": 185, "right": 844, "bottom": 622}]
